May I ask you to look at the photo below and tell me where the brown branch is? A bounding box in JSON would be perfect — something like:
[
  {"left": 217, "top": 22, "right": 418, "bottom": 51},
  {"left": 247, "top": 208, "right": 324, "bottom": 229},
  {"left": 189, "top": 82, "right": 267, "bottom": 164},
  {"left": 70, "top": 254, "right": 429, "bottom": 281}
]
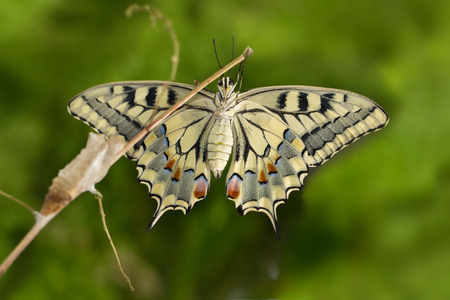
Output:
[{"left": 0, "top": 213, "right": 54, "bottom": 275}]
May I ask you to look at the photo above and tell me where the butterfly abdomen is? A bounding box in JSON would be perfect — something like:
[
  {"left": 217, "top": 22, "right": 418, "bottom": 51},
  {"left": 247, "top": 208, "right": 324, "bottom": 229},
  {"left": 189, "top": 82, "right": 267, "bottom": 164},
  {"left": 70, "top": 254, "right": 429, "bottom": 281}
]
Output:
[{"left": 207, "top": 116, "right": 233, "bottom": 178}]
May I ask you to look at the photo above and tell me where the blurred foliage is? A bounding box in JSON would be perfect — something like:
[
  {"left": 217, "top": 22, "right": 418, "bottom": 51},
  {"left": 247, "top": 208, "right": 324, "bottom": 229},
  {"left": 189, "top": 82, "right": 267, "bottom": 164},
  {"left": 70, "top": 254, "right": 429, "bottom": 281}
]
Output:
[{"left": 1, "top": 0, "right": 449, "bottom": 299}]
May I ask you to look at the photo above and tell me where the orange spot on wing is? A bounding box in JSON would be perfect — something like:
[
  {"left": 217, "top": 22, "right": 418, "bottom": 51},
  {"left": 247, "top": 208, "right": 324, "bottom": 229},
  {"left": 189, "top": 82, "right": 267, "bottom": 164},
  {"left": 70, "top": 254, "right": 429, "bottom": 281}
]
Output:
[
  {"left": 267, "top": 162, "right": 277, "bottom": 174},
  {"left": 227, "top": 176, "right": 241, "bottom": 199},
  {"left": 172, "top": 167, "right": 181, "bottom": 181},
  {"left": 259, "top": 169, "right": 268, "bottom": 183},
  {"left": 193, "top": 178, "right": 208, "bottom": 199},
  {"left": 164, "top": 158, "right": 176, "bottom": 171}
]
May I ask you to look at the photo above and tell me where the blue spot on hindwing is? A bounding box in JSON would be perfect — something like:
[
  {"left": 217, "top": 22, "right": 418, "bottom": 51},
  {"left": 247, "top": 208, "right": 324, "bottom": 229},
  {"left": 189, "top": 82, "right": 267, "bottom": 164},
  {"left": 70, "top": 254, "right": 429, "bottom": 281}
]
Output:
[
  {"left": 283, "top": 129, "right": 291, "bottom": 140},
  {"left": 154, "top": 124, "right": 167, "bottom": 138},
  {"left": 275, "top": 157, "right": 282, "bottom": 167},
  {"left": 277, "top": 142, "right": 285, "bottom": 151}
]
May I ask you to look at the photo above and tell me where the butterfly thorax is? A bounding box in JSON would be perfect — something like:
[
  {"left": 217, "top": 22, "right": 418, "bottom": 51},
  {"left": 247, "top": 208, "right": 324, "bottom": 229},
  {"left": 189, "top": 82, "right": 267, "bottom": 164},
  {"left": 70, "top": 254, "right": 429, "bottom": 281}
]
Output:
[{"left": 216, "top": 77, "right": 238, "bottom": 106}]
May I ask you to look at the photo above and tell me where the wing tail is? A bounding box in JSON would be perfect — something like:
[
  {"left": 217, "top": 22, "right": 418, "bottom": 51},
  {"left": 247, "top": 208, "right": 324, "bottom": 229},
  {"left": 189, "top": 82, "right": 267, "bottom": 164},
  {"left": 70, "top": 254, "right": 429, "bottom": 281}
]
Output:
[{"left": 227, "top": 103, "right": 309, "bottom": 232}]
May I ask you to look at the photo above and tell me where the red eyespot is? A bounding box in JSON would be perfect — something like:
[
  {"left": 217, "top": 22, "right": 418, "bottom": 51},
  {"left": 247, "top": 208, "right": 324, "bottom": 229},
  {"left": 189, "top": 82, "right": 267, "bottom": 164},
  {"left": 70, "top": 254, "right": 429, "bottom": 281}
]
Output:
[
  {"left": 226, "top": 174, "right": 241, "bottom": 199},
  {"left": 193, "top": 176, "right": 208, "bottom": 199}
]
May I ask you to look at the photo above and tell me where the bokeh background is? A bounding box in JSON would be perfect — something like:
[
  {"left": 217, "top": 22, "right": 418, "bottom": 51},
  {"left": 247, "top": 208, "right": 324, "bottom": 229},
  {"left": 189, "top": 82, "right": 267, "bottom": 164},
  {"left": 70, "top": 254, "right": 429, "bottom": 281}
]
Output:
[{"left": 1, "top": 0, "right": 449, "bottom": 299}]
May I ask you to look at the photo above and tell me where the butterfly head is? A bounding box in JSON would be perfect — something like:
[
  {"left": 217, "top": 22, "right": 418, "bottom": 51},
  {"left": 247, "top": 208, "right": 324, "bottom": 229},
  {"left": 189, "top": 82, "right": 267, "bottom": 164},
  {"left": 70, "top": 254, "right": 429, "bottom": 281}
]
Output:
[{"left": 217, "top": 77, "right": 237, "bottom": 101}]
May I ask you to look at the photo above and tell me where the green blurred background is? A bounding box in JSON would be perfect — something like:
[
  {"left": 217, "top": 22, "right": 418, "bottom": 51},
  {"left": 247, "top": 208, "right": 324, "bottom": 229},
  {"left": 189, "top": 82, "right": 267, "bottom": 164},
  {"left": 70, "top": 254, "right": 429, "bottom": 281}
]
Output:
[{"left": 1, "top": 0, "right": 449, "bottom": 299}]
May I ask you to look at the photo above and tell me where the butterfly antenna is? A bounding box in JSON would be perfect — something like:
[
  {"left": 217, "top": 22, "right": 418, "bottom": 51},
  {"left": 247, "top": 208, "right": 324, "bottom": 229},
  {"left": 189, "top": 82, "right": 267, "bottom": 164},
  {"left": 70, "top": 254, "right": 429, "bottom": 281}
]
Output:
[
  {"left": 212, "top": 38, "right": 223, "bottom": 78},
  {"left": 228, "top": 35, "right": 235, "bottom": 78},
  {"left": 236, "top": 48, "right": 247, "bottom": 92}
]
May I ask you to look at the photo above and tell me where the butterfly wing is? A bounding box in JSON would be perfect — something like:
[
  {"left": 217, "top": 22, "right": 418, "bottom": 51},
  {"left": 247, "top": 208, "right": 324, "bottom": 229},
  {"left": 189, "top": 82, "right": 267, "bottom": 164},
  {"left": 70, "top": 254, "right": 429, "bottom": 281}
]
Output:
[
  {"left": 68, "top": 81, "right": 217, "bottom": 227},
  {"left": 226, "top": 86, "right": 388, "bottom": 231},
  {"left": 238, "top": 86, "right": 389, "bottom": 166}
]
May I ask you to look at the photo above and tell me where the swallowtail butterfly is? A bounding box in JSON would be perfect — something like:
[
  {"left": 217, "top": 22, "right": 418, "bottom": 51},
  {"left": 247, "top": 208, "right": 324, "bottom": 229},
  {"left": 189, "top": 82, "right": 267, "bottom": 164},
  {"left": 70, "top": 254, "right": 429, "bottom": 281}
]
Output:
[{"left": 68, "top": 68, "right": 388, "bottom": 231}]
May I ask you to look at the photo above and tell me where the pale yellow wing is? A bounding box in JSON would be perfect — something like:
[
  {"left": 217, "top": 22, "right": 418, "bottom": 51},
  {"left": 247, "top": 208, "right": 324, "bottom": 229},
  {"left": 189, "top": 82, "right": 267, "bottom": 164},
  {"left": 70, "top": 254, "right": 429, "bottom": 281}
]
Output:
[
  {"left": 239, "top": 86, "right": 389, "bottom": 166},
  {"left": 68, "top": 81, "right": 217, "bottom": 228},
  {"left": 226, "top": 101, "right": 309, "bottom": 232},
  {"left": 134, "top": 106, "right": 217, "bottom": 228},
  {"left": 227, "top": 86, "right": 389, "bottom": 232}
]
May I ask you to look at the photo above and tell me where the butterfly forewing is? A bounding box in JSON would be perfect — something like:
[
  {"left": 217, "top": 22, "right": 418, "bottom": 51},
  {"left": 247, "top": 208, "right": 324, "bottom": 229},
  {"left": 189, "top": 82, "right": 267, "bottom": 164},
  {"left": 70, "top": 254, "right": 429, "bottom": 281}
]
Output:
[
  {"left": 68, "top": 81, "right": 216, "bottom": 158},
  {"left": 238, "top": 86, "right": 389, "bottom": 166}
]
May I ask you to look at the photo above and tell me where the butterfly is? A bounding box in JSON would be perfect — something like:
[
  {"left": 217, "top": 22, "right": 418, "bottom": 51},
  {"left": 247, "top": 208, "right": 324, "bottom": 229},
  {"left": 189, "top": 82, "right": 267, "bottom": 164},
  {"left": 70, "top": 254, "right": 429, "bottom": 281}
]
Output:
[{"left": 68, "top": 73, "right": 389, "bottom": 232}]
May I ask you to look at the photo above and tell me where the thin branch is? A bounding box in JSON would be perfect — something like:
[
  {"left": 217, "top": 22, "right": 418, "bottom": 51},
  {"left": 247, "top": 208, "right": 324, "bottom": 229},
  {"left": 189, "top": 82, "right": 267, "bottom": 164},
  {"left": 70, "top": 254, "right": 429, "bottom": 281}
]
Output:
[
  {"left": 0, "top": 190, "right": 36, "bottom": 215},
  {"left": 95, "top": 191, "right": 134, "bottom": 291}
]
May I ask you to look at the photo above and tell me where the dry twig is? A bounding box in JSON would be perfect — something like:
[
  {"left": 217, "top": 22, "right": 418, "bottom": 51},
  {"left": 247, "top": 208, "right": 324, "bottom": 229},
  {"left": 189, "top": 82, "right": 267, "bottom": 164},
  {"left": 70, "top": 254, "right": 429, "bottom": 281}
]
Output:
[{"left": 95, "top": 191, "right": 134, "bottom": 291}]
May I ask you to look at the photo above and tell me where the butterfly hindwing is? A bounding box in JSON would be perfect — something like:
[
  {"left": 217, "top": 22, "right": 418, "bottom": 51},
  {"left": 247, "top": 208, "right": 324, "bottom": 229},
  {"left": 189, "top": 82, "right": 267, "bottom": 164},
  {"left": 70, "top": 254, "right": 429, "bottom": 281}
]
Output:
[
  {"left": 227, "top": 101, "right": 309, "bottom": 230},
  {"left": 135, "top": 105, "right": 216, "bottom": 228},
  {"left": 68, "top": 81, "right": 217, "bottom": 227}
]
